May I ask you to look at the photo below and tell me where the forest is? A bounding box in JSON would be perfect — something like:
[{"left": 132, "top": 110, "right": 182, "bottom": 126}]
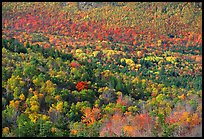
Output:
[{"left": 2, "top": 2, "right": 202, "bottom": 137}]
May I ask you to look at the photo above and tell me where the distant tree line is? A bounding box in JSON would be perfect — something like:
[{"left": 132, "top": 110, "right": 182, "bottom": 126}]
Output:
[
  {"left": 61, "top": 2, "right": 202, "bottom": 11},
  {"left": 61, "top": 2, "right": 126, "bottom": 11}
]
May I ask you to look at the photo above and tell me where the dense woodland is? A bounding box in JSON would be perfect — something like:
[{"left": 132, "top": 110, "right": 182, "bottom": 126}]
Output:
[{"left": 2, "top": 2, "right": 202, "bottom": 137}]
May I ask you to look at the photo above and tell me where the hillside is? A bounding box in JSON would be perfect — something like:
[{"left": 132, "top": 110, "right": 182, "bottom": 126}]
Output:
[{"left": 2, "top": 2, "right": 202, "bottom": 137}]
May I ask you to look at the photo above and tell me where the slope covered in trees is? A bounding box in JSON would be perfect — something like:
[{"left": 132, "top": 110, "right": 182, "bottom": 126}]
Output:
[{"left": 2, "top": 2, "right": 202, "bottom": 137}]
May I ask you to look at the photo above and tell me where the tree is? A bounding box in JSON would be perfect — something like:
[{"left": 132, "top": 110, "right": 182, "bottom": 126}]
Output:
[{"left": 115, "top": 78, "right": 124, "bottom": 92}]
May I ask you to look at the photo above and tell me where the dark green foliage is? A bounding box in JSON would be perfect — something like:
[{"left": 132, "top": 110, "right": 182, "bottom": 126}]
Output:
[
  {"left": 2, "top": 38, "right": 27, "bottom": 53},
  {"left": 2, "top": 106, "right": 19, "bottom": 128},
  {"left": 121, "top": 60, "right": 126, "bottom": 67},
  {"left": 15, "top": 114, "right": 55, "bottom": 137},
  {"left": 115, "top": 78, "right": 124, "bottom": 92},
  {"left": 2, "top": 38, "right": 74, "bottom": 62},
  {"left": 2, "top": 67, "right": 11, "bottom": 81},
  {"left": 61, "top": 53, "right": 73, "bottom": 62}
]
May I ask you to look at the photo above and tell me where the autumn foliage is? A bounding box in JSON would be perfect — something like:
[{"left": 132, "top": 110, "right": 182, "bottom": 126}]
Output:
[
  {"left": 76, "top": 81, "right": 88, "bottom": 91},
  {"left": 2, "top": 2, "right": 202, "bottom": 137}
]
